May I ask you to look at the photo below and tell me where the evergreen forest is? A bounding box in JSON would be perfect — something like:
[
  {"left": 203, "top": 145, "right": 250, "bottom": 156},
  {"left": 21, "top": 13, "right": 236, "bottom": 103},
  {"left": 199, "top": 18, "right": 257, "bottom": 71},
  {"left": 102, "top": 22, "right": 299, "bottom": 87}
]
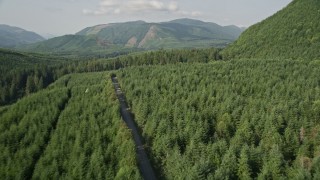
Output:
[
  {"left": 0, "top": 72, "right": 141, "bottom": 179},
  {"left": 117, "top": 59, "right": 320, "bottom": 179},
  {"left": 1, "top": 0, "right": 320, "bottom": 179}
]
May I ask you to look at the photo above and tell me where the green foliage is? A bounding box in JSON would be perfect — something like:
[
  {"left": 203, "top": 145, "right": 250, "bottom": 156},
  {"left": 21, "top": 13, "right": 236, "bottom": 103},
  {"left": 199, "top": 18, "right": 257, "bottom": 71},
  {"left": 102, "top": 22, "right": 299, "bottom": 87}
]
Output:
[
  {"left": 117, "top": 59, "right": 320, "bottom": 178},
  {"left": 101, "top": 48, "right": 221, "bottom": 70},
  {"left": 0, "top": 63, "right": 57, "bottom": 106},
  {"left": 237, "top": 145, "right": 252, "bottom": 180},
  {"left": 0, "top": 72, "right": 141, "bottom": 179},
  {"left": 0, "top": 48, "right": 72, "bottom": 105},
  {"left": 222, "top": 0, "right": 320, "bottom": 60},
  {"left": 3, "top": 2, "right": 320, "bottom": 178},
  {"left": 0, "top": 48, "right": 221, "bottom": 106},
  {"left": 0, "top": 88, "right": 69, "bottom": 179}
]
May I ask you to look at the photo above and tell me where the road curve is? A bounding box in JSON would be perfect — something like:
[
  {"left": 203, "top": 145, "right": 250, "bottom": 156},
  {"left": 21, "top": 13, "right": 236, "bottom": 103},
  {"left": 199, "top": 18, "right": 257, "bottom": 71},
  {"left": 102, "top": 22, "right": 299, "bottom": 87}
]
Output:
[{"left": 111, "top": 75, "right": 157, "bottom": 180}]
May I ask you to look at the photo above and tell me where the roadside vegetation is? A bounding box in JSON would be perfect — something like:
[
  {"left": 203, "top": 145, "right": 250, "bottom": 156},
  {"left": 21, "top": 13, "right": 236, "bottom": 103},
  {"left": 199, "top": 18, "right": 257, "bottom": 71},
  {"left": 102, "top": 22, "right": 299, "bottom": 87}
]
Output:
[
  {"left": 0, "top": 72, "right": 141, "bottom": 179},
  {"left": 117, "top": 59, "right": 320, "bottom": 179}
]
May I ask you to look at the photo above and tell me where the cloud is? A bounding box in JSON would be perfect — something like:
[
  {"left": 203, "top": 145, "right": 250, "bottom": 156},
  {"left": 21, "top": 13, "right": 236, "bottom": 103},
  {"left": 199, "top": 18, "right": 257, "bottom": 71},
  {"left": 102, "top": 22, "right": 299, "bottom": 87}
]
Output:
[
  {"left": 191, "top": 11, "right": 202, "bottom": 17},
  {"left": 83, "top": 0, "right": 197, "bottom": 16},
  {"left": 45, "top": 7, "right": 64, "bottom": 13},
  {"left": 176, "top": 10, "right": 203, "bottom": 17},
  {"left": 124, "top": 0, "right": 178, "bottom": 12}
]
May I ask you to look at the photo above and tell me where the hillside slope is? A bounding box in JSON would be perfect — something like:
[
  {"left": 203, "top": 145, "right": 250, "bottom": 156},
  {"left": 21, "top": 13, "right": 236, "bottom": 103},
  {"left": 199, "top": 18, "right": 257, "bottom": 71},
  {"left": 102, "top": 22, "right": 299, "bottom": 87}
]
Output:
[
  {"left": 117, "top": 59, "right": 320, "bottom": 179},
  {"left": 77, "top": 19, "right": 243, "bottom": 48},
  {"left": 0, "top": 72, "right": 141, "bottom": 179},
  {"left": 0, "top": 25, "right": 45, "bottom": 48},
  {"left": 222, "top": 0, "right": 320, "bottom": 60},
  {"left": 18, "top": 19, "right": 243, "bottom": 54}
]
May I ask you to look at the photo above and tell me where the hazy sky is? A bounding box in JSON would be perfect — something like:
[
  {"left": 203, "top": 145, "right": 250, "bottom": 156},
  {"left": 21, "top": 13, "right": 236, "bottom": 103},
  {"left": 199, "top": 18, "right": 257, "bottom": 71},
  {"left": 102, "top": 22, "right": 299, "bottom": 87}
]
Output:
[{"left": 0, "top": 0, "right": 292, "bottom": 36}]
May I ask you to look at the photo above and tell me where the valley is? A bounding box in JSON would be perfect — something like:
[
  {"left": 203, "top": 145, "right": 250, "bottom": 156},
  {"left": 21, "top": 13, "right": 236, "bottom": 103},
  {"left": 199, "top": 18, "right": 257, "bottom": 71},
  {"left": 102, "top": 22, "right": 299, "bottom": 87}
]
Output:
[{"left": 0, "top": 0, "right": 320, "bottom": 179}]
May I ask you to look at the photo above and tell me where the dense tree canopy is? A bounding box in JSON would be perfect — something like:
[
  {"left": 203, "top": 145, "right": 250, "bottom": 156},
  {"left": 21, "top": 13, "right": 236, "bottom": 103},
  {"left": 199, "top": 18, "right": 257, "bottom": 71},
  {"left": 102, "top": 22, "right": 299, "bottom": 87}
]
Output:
[
  {"left": 222, "top": 0, "right": 320, "bottom": 60},
  {"left": 117, "top": 59, "right": 320, "bottom": 179},
  {"left": 0, "top": 48, "right": 220, "bottom": 106},
  {"left": 2, "top": 3, "right": 320, "bottom": 175},
  {"left": 0, "top": 72, "right": 141, "bottom": 179}
]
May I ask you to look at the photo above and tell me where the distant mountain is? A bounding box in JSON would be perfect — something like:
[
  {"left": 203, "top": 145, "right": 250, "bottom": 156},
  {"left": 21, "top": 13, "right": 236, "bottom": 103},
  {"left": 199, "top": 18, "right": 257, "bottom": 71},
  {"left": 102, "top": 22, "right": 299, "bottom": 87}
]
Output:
[
  {"left": 167, "top": 18, "right": 242, "bottom": 40},
  {"left": 0, "top": 25, "right": 45, "bottom": 48},
  {"left": 18, "top": 19, "right": 244, "bottom": 54},
  {"left": 222, "top": 0, "right": 320, "bottom": 60},
  {"left": 40, "top": 33, "right": 58, "bottom": 40}
]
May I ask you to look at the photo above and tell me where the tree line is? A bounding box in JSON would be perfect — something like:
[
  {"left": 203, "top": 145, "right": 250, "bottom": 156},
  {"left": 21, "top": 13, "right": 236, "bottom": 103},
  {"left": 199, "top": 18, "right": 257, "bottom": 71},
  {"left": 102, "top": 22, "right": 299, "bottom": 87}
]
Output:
[{"left": 0, "top": 48, "right": 221, "bottom": 106}]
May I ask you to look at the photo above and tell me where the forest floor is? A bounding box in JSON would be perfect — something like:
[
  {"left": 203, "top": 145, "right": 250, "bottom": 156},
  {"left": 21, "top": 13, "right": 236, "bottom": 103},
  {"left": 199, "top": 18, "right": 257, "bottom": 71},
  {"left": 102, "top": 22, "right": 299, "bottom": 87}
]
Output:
[{"left": 111, "top": 76, "right": 157, "bottom": 180}]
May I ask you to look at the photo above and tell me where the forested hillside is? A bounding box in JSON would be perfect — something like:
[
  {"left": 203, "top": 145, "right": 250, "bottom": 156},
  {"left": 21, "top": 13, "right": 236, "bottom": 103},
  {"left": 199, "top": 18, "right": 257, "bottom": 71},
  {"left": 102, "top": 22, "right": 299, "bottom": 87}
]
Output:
[
  {"left": 2, "top": 52, "right": 320, "bottom": 179},
  {"left": 2, "top": 0, "right": 320, "bottom": 177},
  {"left": 0, "top": 72, "right": 141, "bottom": 179},
  {"left": 222, "top": 0, "right": 320, "bottom": 60},
  {"left": 117, "top": 59, "right": 320, "bottom": 179},
  {"left": 0, "top": 24, "right": 44, "bottom": 48},
  {"left": 0, "top": 49, "right": 69, "bottom": 106},
  {"left": 0, "top": 48, "right": 220, "bottom": 106},
  {"left": 17, "top": 19, "right": 243, "bottom": 54}
]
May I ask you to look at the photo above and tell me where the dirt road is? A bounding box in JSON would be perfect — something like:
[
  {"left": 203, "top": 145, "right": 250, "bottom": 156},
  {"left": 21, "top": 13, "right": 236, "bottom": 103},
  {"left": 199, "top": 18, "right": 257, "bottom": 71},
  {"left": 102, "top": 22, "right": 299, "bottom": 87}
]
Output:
[{"left": 111, "top": 75, "right": 157, "bottom": 180}]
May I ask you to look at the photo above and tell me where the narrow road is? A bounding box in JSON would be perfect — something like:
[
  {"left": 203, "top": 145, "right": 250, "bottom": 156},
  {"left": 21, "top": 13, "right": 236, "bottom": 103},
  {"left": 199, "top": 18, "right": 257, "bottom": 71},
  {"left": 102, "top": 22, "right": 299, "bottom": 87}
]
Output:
[{"left": 111, "top": 75, "right": 157, "bottom": 180}]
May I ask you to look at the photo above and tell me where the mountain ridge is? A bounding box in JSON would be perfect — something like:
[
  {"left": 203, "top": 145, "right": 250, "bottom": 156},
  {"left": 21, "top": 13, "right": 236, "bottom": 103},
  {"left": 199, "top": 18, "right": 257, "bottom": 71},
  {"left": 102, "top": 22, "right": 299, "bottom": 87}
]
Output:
[
  {"left": 0, "top": 24, "right": 45, "bottom": 48},
  {"left": 17, "top": 18, "right": 244, "bottom": 54}
]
